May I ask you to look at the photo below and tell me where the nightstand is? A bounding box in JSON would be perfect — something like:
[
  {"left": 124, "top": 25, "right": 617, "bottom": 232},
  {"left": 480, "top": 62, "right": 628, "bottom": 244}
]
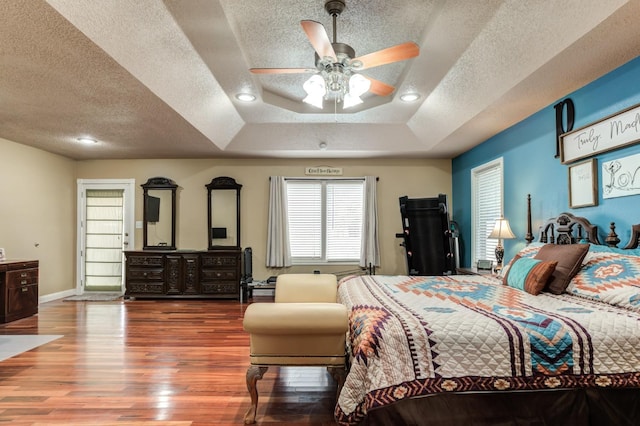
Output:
[{"left": 456, "top": 267, "right": 493, "bottom": 276}]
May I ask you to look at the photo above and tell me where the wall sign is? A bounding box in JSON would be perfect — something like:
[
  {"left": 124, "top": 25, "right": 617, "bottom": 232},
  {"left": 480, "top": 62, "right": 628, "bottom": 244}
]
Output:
[
  {"left": 603, "top": 152, "right": 640, "bottom": 199},
  {"left": 305, "top": 166, "right": 343, "bottom": 176},
  {"left": 560, "top": 102, "right": 640, "bottom": 164}
]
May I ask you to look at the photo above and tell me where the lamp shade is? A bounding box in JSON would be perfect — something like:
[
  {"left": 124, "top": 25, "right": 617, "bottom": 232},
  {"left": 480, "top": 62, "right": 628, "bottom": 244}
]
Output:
[{"left": 488, "top": 218, "right": 516, "bottom": 240}]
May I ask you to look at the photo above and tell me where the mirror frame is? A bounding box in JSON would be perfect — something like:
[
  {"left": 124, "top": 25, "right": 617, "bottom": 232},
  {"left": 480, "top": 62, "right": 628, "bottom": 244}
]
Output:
[
  {"left": 141, "top": 177, "right": 177, "bottom": 250},
  {"left": 206, "top": 176, "right": 242, "bottom": 250}
]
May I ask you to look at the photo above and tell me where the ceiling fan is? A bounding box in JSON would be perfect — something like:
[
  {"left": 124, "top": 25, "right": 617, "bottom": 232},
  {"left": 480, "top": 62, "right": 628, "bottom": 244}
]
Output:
[{"left": 249, "top": 0, "right": 420, "bottom": 109}]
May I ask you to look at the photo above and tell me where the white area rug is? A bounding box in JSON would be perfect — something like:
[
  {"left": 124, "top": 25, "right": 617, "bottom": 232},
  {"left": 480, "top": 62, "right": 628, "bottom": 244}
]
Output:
[
  {"left": 0, "top": 335, "right": 62, "bottom": 362},
  {"left": 64, "top": 293, "right": 122, "bottom": 301}
]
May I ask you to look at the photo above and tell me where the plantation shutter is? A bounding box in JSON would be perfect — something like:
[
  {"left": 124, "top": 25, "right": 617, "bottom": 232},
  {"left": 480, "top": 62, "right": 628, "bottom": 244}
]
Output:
[{"left": 472, "top": 159, "right": 503, "bottom": 265}]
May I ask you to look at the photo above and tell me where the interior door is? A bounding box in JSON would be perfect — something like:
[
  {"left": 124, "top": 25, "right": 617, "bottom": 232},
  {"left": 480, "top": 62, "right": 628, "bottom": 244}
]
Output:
[{"left": 77, "top": 179, "right": 135, "bottom": 294}]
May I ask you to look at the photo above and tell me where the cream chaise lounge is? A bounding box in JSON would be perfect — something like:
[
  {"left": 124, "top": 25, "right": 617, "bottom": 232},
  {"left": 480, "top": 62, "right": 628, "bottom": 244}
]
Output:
[{"left": 242, "top": 273, "right": 348, "bottom": 424}]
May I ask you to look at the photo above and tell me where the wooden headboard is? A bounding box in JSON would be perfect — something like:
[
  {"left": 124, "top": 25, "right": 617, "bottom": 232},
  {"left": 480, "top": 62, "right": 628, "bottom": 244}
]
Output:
[
  {"left": 537, "top": 212, "right": 600, "bottom": 245},
  {"left": 525, "top": 194, "right": 639, "bottom": 249}
]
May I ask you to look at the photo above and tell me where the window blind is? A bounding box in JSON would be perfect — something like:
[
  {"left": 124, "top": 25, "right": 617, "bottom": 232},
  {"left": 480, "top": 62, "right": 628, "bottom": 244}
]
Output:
[{"left": 286, "top": 182, "right": 322, "bottom": 259}]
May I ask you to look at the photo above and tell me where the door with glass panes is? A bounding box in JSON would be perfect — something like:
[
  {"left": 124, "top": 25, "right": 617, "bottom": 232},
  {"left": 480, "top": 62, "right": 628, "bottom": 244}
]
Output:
[{"left": 77, "top": 180, "right": 135, "bottom": 293}]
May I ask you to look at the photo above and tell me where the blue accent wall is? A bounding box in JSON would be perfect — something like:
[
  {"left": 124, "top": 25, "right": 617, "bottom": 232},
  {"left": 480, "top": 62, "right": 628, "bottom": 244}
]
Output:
[{"left": 452, "top": 56, "right": 640, "bottom": 267}]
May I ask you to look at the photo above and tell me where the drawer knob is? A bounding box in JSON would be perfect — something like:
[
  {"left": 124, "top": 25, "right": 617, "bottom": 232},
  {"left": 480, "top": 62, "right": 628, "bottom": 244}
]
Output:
[
  {"left": 22, "top": 287, "right": 28, "bottom": 292},
  {"left": 20, "top": 273, "right": 28, "bottom": 278},
  {"left": 21, "top": 280, "right": 28, "bottom": 285}
]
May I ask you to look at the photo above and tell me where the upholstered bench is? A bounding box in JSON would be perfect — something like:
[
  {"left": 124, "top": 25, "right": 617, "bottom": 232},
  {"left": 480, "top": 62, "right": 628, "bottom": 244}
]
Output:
[{"left": 242, "top": 273, "right": 348, "bottom": 424}]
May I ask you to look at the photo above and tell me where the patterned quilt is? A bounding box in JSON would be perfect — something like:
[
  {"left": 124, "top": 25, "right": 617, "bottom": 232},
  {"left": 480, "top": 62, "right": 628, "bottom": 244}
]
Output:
[{"left": 335, "top": 274, "right": 640, "bottom": 425}]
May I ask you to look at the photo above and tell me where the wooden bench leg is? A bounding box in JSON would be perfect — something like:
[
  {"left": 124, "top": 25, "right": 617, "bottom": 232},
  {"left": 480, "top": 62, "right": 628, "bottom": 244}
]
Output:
[{"left": 244, "top": 365, "right": 268, "bottom": 424}]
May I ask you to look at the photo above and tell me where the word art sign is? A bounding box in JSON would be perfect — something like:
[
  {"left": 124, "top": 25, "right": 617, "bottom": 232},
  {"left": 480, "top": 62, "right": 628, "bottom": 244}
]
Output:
[
  {"left": 305, "top": 166, "right": 343, "bottom": 176},
  {"left": 560, "top": 103, "right": 640, "bottom": 164}
]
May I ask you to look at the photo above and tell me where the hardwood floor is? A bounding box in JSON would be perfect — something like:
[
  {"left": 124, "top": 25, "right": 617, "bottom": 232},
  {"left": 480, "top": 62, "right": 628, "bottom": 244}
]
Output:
[{"left": 0, "top": 297, "right": 338, "bottom": 425}]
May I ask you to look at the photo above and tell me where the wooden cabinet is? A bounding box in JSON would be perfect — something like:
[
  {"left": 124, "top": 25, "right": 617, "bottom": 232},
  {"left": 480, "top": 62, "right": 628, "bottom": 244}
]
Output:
[
  {"left": 0, "top": 260, "right": 39, "bottom": 323},
  {"left": 124, "top": 250, "right": 240, "bottom": 299}
]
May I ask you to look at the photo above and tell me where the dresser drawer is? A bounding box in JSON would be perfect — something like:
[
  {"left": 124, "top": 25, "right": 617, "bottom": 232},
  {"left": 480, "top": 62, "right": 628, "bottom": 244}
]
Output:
[
  {"left": 201, "top": 281, "right": 237, "bottom": 295},
  {"left": 126, "top": 255, "right": 164, "bottom": 267},
  {"left": 6, "top": 283, "right": 38, "bottom": 317},
  {"left": 201, "top": 269, "right": 238, "bottom": 281},
  {"left": 126, "top": 281, "right": 165, "bottom": 294},
  {"left": 201, "top": 255, "right": 238, "bottom": 268},
  {"left": 127, "top": 268, "right": 164, "bottom": 281},
  {"left": 6, "top": 268, "right": 38, "bottom": 288}
]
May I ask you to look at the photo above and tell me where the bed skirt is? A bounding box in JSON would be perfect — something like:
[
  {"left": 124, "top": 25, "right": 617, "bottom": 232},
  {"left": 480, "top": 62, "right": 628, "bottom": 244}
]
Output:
[{"left": 360, "top": 388, "right": 640, "bottom": 426}]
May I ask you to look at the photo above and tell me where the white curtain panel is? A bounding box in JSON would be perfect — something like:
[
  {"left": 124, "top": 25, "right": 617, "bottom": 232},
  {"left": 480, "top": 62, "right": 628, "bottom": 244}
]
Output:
[
  {"left": 266, "top": 176, "right": 292, "bottom": 267},
  {"left": 360, "top": 176, "right": 380, "bottom": 268}
]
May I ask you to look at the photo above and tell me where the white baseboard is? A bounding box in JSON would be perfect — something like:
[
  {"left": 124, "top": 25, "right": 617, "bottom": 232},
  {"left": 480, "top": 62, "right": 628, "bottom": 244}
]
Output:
[{"left": 39, "top": 288, "right": 76, "bottom": 304}]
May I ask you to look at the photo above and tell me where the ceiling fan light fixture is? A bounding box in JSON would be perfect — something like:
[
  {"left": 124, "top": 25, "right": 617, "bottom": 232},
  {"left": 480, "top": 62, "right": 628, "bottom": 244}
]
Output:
[
  {"left": 303, "top": 75, "right": 326, "bottom": 108},
  {"left": 343, "top": 92, "right": 363, "bottom": 109},
  {"left": 343, "top": 73, "right": 370, "bottom": 108},
  {"left": 349, "top": 74, "right": 370, "bottom": 97}
]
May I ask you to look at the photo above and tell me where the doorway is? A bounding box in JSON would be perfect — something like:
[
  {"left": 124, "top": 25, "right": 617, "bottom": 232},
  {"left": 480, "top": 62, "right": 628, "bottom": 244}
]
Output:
[{"left": 76, "top": 179, "right": 135, "bottom": 294}]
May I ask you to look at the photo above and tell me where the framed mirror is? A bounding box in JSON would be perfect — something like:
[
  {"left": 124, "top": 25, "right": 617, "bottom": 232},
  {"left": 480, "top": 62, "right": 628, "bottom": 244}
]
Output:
[
  {"left": 206, "top": 176, "right": 242, "bottom": 250},
  {"left": 141, "top": 177, "right": 177, "bottom": 250}
]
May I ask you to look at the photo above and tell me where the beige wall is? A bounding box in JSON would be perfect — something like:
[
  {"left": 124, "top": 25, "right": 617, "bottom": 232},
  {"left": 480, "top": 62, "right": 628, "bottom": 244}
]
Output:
[
  {"left": 0, "top": 138, "right": 76, "bottom": 296},
  {"left": 76, "top": 158, "right": 452, "bottom": 278},
  {"left": 0, "top": 141, "right": 452, "bottom": 298}
]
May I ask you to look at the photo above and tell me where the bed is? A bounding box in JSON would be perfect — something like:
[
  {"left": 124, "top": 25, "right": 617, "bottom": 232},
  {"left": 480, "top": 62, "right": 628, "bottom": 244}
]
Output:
[{"left": 335, "top": 212, "right": 640, "bottom": 425}]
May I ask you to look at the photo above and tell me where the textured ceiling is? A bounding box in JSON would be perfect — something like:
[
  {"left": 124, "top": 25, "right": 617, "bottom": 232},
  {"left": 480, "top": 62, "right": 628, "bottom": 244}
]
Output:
[{"left": 1, "top": 0, "right": 639, "bottom": 160}]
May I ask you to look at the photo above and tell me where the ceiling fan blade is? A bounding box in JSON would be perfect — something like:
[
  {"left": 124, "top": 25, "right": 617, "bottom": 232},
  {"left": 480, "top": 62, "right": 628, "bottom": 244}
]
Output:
[
  {"left": 353, "top": 42, "right": 419, "bottom": 70},
  {"left": 250, "top": 68, "right": 317, "bottom": 74},
  {"left": 301, "top": 20, "right": 337, "bottom": 61},
  {"left": 365, "top": 77, "right": 395, "bottom": 96}
]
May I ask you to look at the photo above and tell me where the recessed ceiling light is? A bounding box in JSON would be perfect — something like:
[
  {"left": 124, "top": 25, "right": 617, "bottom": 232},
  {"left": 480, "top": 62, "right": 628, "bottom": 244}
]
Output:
[
  {"left": 400, "top": 93, "right": 420, "bottom": 102},
  {"left": 236, "top": 93, "right": 256, "bottom": 102},
  {"left": 77, "top": 137, "right": 97, "bottom": 144}
]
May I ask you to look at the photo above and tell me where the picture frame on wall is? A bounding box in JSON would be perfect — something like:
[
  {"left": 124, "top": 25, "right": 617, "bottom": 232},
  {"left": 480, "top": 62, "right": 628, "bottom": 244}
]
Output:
[
  {"left": 602, "top": 151, "right": 640, "bottom": 199},
  {"left": 568, "top": 158, "right": 598, "bottom": 208}
]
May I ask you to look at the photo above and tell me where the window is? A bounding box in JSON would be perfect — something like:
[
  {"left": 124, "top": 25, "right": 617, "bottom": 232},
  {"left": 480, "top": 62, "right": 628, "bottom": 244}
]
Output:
[
  {"left": 286, "top": 179, "right": 364, "bottom": 264},
  {"left": 471, "top": 158, "right": 504, "bottom": 267}
]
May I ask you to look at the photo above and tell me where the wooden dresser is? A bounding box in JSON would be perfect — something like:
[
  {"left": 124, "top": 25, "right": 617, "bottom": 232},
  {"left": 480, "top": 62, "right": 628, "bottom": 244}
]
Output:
[
  {"left": 124, "top": 249, "right": 241, "bottom": 299},
  {"left": 0, "top": 260, "right": 39, "bottom": 323}
]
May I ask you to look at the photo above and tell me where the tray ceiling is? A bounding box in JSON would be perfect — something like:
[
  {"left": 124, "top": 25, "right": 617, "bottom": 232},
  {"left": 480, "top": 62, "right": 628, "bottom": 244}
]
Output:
[{"left": 1, "top": 0, "right": 639, "bottom": 160}]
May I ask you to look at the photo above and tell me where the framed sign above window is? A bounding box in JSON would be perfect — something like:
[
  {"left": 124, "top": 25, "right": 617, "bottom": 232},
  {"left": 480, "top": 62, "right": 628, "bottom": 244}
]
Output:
[{"left": 568, "top": 159, "right": 598, "bottom": 208}]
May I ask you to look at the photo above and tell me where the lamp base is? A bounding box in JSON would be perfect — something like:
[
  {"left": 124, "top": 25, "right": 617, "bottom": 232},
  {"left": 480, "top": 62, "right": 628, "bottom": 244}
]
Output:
[{"left": 494, "top": 242, "right": 504, "bottom": 272}]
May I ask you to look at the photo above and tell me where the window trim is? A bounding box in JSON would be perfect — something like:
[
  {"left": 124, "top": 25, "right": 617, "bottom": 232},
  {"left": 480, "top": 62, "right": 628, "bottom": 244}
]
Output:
[
  {"left": 470, "top": 157, "right": 504, "bottom": 268},
  {"left": 285, "top": 177, "right": 364, "bottom": 266}
]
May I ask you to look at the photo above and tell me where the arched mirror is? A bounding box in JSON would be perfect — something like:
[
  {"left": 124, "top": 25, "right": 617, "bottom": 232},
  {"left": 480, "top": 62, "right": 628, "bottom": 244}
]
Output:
[
  {"left": 142, "top": 177, "right": 177, "bottom": 250},
  {"left": 206, "top": 176, "right": 241, "bottom": 250}
]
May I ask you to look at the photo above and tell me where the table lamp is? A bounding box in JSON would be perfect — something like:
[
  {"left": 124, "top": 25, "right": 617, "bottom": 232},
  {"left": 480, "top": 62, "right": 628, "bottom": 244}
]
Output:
[{"left": 488, "top": 217, "right": 516, "bottom": 271}]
